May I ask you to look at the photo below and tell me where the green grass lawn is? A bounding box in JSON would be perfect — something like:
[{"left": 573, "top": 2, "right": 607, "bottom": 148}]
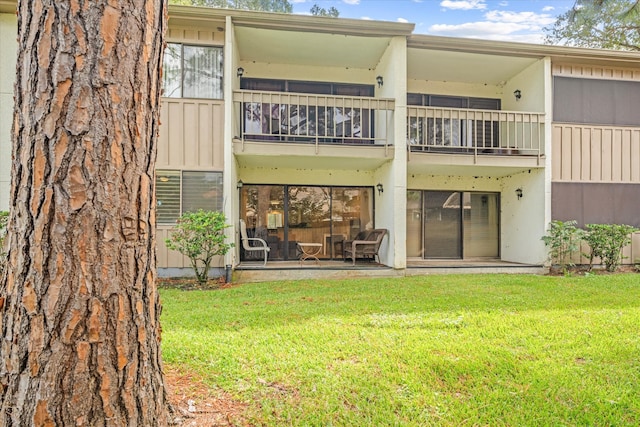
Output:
[{"left": 160, "top": 274, "right": 640, "bottom": 426}]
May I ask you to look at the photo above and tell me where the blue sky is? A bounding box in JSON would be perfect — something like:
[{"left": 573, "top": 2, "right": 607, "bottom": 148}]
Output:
[{"left": 291, "top": 0, "right": 576, "bottom": 44}]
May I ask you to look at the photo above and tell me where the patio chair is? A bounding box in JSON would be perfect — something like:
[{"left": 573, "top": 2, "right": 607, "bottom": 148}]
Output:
[
  {"left": 239, "top": 219, "right": 270, "bottom": 266},
  {"left": 343, "top": 229, "right": 387, "bottom": 266}
]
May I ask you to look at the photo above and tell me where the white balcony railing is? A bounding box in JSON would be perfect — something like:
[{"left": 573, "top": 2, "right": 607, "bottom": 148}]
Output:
[
  {"left": 407, "top": 106, "right": 545, "bottom": 157},
  {"left": 233, "top": 90, "right": 395, "bottom": 150}
]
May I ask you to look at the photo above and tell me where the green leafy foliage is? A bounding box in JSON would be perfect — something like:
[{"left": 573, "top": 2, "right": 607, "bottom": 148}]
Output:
[
  {"left": 310, "top": 3, "right": 340, "bottom": 17},
  {"left": 168, "top": 0, "right": 293, "bottom": 13},
  {"left": 165, "top": 210, "right": 234, "bottom": 285},
  {"left": 544, "top": 0, "right": 640, "bottom": 50},
  {"left": 583, "top": 224, "right": 639, "bottom": 272},
  {"left": 541, "top": 220, "right": 584, "bottom": 274}
]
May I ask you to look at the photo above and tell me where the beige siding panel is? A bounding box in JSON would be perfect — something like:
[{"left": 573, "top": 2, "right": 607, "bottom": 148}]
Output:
[
  {"left": 552, "top": 124, "right": 640, "bottom": 183},
  {"left": 158, "top": 101, "right": 170, "bottom": 166},
  {"left": 553, "top": 63, "right": 640, "bottom": 82},
  {"left": 570, "top": 126, "right": 582, "bottom": 181},
  {"left": 632, "top": 131, "right": 640, "bottom": 182},
  {"left": 158, "top": 99, "right": 224, "bottom": 169},
  {"left": 632, "top": 233, "right": 640, "bottom": 264},
  {"left": 552, "top": 125, "right": 563, "bottom": 180},
  {"left": 157, "top": 227, "right": 188, "bottom": 268},
  {"left": 621, "top": 130, "right": 632, "bottom": 182},
  {"left": 611, "top": 130, "right": 622, "bottom": 182},
  {"left": 590, "top": 129, "right": 601, "bottom": 182},
  {"left": 601, "top": 129, "right": 612, "bottom": 182},
  {"left": 580, "top": 129, "right": 591, "bottom": 181},
  {"left": 167, "top": 27, "right": 224, "bottom": 44},
  {"left": 560, "top": 126, "right": 574, "bottom": 180}
]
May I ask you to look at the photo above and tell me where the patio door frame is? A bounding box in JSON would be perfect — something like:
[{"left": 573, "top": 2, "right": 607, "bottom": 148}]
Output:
[
  {"left": 409, "top": 190, "right": 501, "bottom": 260},
  {"left": 240, "top": 184, "right": 375, "bottom": 262}
]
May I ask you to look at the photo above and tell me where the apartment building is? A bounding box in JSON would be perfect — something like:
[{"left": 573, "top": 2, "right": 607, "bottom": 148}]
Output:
[{"left": 0, "top": 2, "right": 638, "bottom": 277}]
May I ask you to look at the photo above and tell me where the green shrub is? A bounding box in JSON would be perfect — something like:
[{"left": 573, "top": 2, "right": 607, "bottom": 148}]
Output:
[
  {"left": 583, "top": 224, "right": 639, "bottom": 272},
  {"left": 165, "top": 210, "right": 234, "bottom": 285},
  {"left": 541, "top": 220, "right": 584, "bottom": 274}
]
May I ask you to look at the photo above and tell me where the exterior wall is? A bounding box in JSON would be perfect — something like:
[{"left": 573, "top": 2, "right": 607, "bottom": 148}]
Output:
[
  {"left": 407, "top": 171, "right": 547, "bottom": 265},
  {"left": 500, "top": 169, "right": 547, "bottom": 264},
  {"left": 552, "top": 125, "right": 640, "bottom": 183},
  {"left": 552, "top": 63, "right": 640, "bottom": 81},
  {"left": 167, "top": 26, "right": 224, "bottom": 44},
  {"left": 158, "top": 27, "right": 227, "bottom": 270},
  {"left": 408, "top": 80, "right": 503, "bottom": 100},
  {"left": 158, "top": 99, "right": 225, "bottom": 170},
  {"left": 0, "top": 13, "right": 16, "bottom": 212},
  {"left": 374, "top": 36, "right": 407, "bottom": 269},
  {"left": 502, "top": 59, "right": 546, "bottom": 113},
  {"left": 236, "top": 61, "right": 372, "bottom": 85},
  {"left": 551, "top": 63, "right": 640, "bottom": 264},
  {"left": 224, "top": 16, "right": 239, "bottom": 267}
]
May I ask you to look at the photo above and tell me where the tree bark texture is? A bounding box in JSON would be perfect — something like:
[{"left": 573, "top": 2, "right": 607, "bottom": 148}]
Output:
[{"left": 0, "top": 0, "right": 169, "bottom": 425}]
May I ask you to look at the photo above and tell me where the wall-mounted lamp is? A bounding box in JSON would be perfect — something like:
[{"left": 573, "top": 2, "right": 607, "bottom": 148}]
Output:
[
  {"left": 237, "top": 67, "right": 244, "bottom": 78},
  {"left": 158, "top": 176, "right": 169, "bottom": 182},
  {"left": 376, "top": 183, "right": 384, "bottom": 195},
  {"left": 514, "top": 89, "right": 522, "bottom": 101},
  {"left": 237, "top": 180, "right": 244, "bottom": 189},
  {"left": 376, "top": 75, "right": 383, "bottom": 88},
  {"left": 516, "top": 188, "right": 523, "bottom": 200}
]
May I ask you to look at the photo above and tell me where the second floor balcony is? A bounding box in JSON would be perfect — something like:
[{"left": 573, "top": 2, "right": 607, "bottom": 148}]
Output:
[
  {"left": 234, "top": 90, "right": 395, "bottom": 148},
  {"left": 407, "top": 106, "right": 545, "bottom": 158}
]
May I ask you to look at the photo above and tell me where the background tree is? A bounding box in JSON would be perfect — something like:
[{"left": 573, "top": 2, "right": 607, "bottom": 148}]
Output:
[
  {"left": 0, "top": 0, "right": 171, "bottom": 425},
  {"left": 544, "top": 0, "right": 640, "bottom": 50},
  {"left": 310, "top": 3, "right": 340, "bottom": 17},
  {"left": 169, "top": 0, "right": 293, "bottom": 13}
]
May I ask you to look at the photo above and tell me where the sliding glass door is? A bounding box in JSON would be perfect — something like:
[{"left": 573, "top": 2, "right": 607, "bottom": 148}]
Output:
[
  {"left": 240, "top": 185, "right": 373, "bottom": 261},
  {"left": 407, "top": 190, "right": 499, "bottom": 259}
]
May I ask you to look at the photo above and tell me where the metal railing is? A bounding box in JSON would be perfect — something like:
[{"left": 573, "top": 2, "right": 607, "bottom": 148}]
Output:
[
  {"left": 233, "top": 90, "right": 395, "bottom": 151},
  {"left": 407, "top": 106, "right": 545, "bottom": 157}
]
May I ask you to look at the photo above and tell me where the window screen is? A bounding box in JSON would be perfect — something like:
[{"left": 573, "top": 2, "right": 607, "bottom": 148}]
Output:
[
  {"left": 156, "top": 170, "right": 181, "bottom": 224},
  {"left": 553, "top": 77, "right": 640, "bottom": 126},
  {"left": 155, "top": 170, "right": 223, "bottom": 224},
  {"left": 182, "top": 171, "right": 224, "bottom": 213},
  {"left": 162, "top": 44, "right": 223, "bottom": 99}
]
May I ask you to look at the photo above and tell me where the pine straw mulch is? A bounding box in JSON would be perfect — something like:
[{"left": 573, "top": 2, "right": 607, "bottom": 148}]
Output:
[{"left": 165, "top": 366, "right": 250, "bottom": 427}]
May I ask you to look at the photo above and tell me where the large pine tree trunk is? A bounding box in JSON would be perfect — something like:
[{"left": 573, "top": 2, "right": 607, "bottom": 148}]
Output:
[{"left": 0, "top": 0, "right": 170, "bottom": 425}]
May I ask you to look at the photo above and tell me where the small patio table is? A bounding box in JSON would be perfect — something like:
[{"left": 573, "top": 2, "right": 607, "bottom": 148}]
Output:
[{"left": 297, "top": 242, "right": 322, "bottom": 265}]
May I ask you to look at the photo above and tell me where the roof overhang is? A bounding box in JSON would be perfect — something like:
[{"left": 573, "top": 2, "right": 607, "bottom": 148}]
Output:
[{"left": 409, "top": 34, "right": 640, "bottom": 69}]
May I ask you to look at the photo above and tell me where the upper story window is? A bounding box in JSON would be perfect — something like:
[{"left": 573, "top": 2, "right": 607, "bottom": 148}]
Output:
[
  {"left": 163, "top": 43, "right": 223, "bottom": 99},
  {"left": 407, "top": 94, "right": 500, "bottom": 110}
]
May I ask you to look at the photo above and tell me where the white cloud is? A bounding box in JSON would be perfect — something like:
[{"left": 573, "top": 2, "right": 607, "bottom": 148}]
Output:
[
  {"left": 397, "top": 17, "right": 409, "bottom": 23},
  {"left": 499, "top": 1, "right": 508, "bottom": 6},
  {"left": 542, "top": 6, "right": 555, "bottom": 12},
  {"left": 485, "top": 10, "right": 555, "bottom": 26},
  {"left": 361, "top": 16, "right": 372, "bottom": 20},
  {"left": 342, "top": 0, "right": 360, "bottom": 4},
  {"left": 440, "top": 0, "right": 487, "bottom": 10},
  {"left": 428, "top": 8, "right": 556, "bottom": 43}
]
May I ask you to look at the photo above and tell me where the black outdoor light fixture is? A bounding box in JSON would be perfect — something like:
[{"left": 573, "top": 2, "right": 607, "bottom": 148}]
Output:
[
  {"left": 376, "top": 183, "right": 384, "bottom": 195},
  {"left": 514, "top": 89, "right": 522, "bottom": 101},
  {"left": 516, "top": 188, "right": 523, "bottom": 200},
  {"left": 376, "top": 75, "right": 383, "bottom": 88},
  {"left": 237, "top": 67, "right": 244, "bottom": 78},
  {"left": 237, "top": 179, "right": 244, "bottom": 189}
]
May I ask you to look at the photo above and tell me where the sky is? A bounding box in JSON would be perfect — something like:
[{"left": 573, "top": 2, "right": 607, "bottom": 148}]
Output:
[{"left": 291, "top": 0, "right": 576, "bottom": 44}]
